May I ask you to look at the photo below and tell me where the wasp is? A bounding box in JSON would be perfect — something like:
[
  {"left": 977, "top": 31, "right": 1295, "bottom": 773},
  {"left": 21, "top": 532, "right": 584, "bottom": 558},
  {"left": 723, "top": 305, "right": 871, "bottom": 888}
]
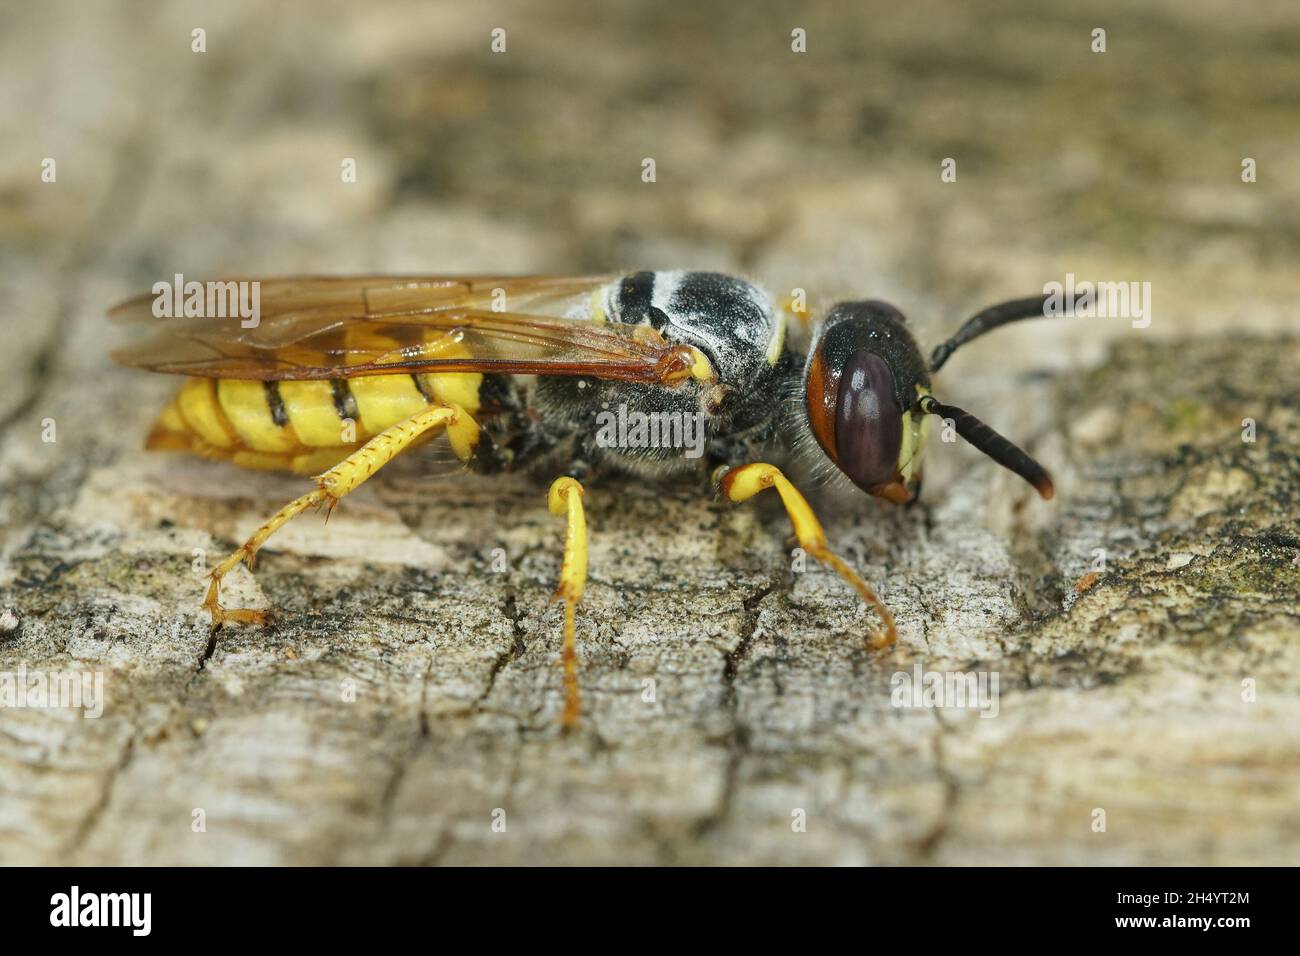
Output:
[{"left": 111, "top": 271, "right": 1056, "bottom": 727}]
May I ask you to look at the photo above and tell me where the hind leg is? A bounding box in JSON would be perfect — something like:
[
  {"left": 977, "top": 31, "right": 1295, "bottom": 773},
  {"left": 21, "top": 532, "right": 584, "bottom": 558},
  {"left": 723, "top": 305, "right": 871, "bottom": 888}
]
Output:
[{"left": 204, "top": 403, "right": 472, "bottom": 628}]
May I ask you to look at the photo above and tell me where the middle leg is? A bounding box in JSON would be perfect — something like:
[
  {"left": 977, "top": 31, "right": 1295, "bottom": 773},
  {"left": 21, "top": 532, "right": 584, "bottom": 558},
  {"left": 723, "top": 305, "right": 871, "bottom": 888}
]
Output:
[{"left": 547, "top": 476, "right": 588, "bottom": 729}]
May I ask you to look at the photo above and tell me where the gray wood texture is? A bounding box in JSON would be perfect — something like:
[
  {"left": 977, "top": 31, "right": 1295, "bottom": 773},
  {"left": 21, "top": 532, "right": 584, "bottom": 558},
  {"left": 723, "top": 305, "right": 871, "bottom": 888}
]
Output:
[{"left": 1, "top": 0, "right": 1297, "bottom": 864}]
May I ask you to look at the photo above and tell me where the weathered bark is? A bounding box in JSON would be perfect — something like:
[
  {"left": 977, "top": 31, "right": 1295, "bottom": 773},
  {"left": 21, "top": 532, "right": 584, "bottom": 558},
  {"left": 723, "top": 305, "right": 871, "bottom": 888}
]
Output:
[{"left": 1, "top": 0, "right": 1297, "bottom": 865}]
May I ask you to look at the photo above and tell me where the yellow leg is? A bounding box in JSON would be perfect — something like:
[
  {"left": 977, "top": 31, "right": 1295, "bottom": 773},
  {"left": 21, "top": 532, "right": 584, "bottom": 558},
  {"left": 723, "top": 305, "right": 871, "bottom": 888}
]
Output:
[
  {"left": 203, "top": 403, "right": 469, "bottom": 628},
  {"left": 547, "top": 477, "right": 588, "bottom": 728},
  {"left": 719, "top": 462, "right": 896, "bottom": 650}
]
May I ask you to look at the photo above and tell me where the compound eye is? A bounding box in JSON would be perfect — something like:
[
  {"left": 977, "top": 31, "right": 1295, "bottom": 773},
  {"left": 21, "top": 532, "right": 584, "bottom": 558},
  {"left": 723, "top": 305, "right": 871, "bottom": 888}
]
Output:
[{"left": 835, "top": 350, "right": 903, "bottom": 490}]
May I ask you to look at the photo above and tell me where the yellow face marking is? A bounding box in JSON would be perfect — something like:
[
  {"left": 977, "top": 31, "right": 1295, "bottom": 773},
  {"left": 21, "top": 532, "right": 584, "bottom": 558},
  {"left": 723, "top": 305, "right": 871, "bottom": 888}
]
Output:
[
  {"left": 898, "top": 385, "right": 933, "bottom": 484},
  {"left": 589, "top": 288, "right": 607, "bottom": 324}
]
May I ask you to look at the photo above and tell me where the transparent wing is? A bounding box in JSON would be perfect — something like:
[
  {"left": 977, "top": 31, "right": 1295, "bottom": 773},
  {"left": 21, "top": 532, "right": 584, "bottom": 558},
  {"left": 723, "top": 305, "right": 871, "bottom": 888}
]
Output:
[
  {"left": 108, "top": 274, "right": 613, "bottom": 333},
  {"left": 110, "top": 274, "right": 702, "bottom": 385}
]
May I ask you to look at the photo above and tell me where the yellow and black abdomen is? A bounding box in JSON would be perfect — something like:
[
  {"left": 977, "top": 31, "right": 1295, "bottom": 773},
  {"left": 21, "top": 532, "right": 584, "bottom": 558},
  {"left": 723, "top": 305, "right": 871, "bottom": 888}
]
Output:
[{"left": 146, "top": 370, "right": 482, "bottom": 475}]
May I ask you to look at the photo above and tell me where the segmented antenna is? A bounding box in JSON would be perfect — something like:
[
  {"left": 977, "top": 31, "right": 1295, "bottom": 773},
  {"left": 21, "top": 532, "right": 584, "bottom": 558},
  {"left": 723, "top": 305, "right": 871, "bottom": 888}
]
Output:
[
  {"left": 919, "top": 395, "right": 1055, "bottom": 500},
  {"left": 929, "top": 294, "right": 1053, "bottom": 373}
]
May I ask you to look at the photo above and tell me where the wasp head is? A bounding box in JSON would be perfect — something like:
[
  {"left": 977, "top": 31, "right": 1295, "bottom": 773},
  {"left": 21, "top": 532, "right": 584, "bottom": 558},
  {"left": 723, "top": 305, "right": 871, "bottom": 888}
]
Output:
[
  {"left": 802, "top": 296, "right": 1056, "bottom": 504},
  {"left": 803, "top": 301, "right": 932, "bottom": 504}
]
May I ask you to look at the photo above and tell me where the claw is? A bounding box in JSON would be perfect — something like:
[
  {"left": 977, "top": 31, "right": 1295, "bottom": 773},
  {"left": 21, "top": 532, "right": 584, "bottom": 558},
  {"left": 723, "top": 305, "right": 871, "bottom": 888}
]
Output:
[{"left": 202, "top": 570, "right": 271, "bottom": 631}]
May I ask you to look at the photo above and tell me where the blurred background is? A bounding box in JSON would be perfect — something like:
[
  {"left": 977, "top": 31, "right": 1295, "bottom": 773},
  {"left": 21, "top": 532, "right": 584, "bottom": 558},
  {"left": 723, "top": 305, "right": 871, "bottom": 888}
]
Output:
[
  {"left": 6, "top": 0, "right": 1298, "bottom": 364},
  {"left": 1, "top": 0, "right": 1297, "bottom": 865}
]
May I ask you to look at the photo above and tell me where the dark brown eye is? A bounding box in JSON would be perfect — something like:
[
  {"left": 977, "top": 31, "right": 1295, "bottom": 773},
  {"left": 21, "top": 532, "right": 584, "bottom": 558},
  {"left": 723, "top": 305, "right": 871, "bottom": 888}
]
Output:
[
  {"left": 804, "top": 300, "right": 928, "bottom": 501},
  {"left": 835, "top": 350, "right": 902, "bottom": 490}
]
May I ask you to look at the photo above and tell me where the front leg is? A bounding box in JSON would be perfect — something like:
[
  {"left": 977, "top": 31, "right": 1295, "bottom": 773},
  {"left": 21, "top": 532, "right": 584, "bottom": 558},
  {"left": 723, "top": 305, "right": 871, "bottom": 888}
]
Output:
[{"left": 717, "top": 462, "right": 896, "bottom": 649}]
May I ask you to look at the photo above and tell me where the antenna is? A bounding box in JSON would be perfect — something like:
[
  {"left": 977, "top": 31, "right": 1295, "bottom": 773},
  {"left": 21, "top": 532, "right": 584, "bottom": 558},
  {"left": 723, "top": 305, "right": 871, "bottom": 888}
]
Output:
[
  {"left": 919, "top": 395, "right": 1055, "bottom": 499},
  {"left": 929, "top": 294, "right": 1055, "bottom": 373}
]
